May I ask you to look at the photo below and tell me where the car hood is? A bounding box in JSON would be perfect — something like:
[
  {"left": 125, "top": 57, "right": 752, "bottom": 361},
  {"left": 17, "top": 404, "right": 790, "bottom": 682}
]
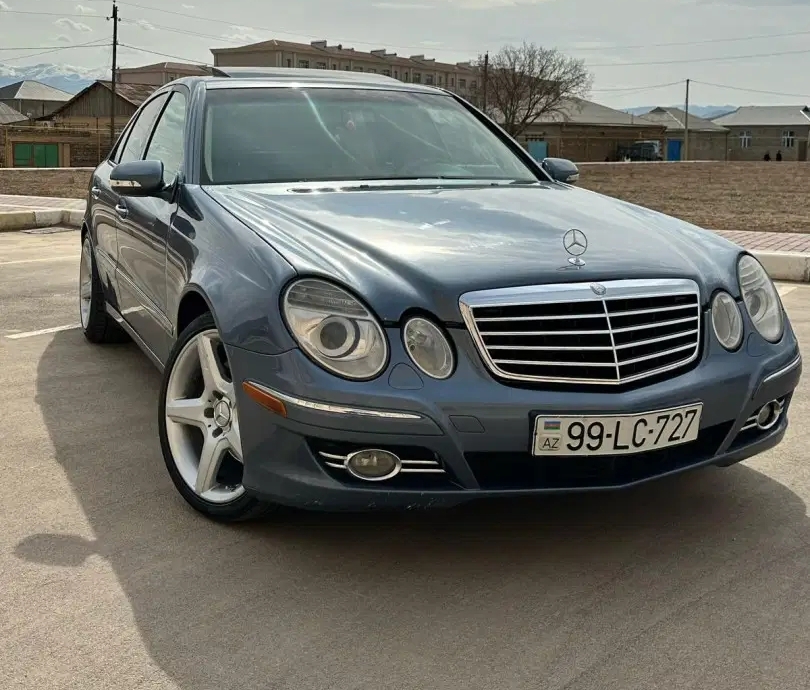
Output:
[{"left": 204, "top": 182, "right": 742, "bottom": 323}]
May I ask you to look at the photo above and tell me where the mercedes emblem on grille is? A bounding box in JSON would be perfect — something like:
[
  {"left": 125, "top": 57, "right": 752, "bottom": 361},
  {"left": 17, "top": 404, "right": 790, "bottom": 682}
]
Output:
[
  {"left": 562, "top": 229, "right": 588, "bottom": 267},
  {"left": 590, "top": 283, "right": 607, "bottom": 296}
]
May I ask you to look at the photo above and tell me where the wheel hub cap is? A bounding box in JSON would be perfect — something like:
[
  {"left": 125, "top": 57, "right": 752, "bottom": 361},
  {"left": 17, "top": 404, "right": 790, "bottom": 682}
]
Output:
[{"left": 213, "top": 398, "right": 232, "bottom": 429}]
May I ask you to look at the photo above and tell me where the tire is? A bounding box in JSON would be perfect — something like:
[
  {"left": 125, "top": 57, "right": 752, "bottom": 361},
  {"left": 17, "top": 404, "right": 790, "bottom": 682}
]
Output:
[
  {"left": 158, "top": 312, "right": 273, "bottom": 522},
  {"left": 79, "top": 234, "right": 130, "bottom": 344}
]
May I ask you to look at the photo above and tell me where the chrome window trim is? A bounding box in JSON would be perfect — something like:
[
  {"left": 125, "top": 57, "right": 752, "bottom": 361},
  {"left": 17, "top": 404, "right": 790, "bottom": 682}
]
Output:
[{"left": 459, "top": 278, "right": 702, "bottom": 386}]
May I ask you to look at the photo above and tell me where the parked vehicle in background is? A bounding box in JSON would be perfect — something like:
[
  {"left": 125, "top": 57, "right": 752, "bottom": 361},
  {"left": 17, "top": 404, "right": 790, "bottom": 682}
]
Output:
[
  {"left": 79, "top": 67, "right": 801, "bottom": 522},
  {"left": 617, "top": 140, "right": 663, "bottom": 161}
]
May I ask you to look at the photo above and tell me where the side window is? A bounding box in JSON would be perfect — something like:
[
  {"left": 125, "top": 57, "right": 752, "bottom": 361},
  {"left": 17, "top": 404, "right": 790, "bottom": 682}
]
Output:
[
  {"left": 118, "top": 94, "right": 169, "bottom": 165},
  {"left": 144, "top": 91, "right": 187, "bottom": 184}
]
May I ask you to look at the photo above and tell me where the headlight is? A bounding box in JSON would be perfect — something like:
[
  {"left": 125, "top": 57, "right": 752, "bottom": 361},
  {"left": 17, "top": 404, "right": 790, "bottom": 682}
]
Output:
[
  {"left": 738, "top": 255, "right": 784, "bottom": 343},
  {"left": 403, "top": 316, "right": 454, "bottom": 379},
  {"left": 282, "top": 278, "right": 388, "bottom": 380},
  {"left": 711, "top": 291, "right": 743, "bottom": 351}
]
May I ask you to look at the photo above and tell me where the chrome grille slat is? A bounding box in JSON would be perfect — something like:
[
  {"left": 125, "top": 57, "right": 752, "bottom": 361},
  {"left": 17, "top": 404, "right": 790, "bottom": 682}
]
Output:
[
  {"left": 318, "top": 452, "right": 445, "bottom": 474},
  {"left": 459, "top": 278, "right": 702, "bottom": 386}
]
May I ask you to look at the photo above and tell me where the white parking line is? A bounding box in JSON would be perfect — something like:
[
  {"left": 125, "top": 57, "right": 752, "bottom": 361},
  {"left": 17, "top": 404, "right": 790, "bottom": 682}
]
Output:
[
  {"left": 777, "top": 284, "right": 798, "bottom": 297},
  {"left": 5, "top": 324, "right": 80, "bottom": 340},
  {"left": 0, "top": 256, "right": 78, "bottom": 266}
]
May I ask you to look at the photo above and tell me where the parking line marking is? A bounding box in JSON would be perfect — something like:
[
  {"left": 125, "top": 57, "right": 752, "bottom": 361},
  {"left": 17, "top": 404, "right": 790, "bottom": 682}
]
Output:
[
  {"left": 5, "top": 324, "right": 80, "bottom": 339},
  {"left": 777, "top": 285, "right": 798, "bottom": 297},
  {"left": 0, "top": 256, "right": 78, "bottom": 266}
]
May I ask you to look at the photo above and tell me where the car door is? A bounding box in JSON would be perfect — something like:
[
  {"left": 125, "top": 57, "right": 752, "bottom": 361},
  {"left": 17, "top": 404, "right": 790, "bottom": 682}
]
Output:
[
  {"left": 111, "top": 92, "right": 170, "bottom": 355},
  {"left": 117, "top": 88, "right": 189, "bottom": 363},
  {"left": 88, "top": 119, "right": 137, "bottom": 304}
]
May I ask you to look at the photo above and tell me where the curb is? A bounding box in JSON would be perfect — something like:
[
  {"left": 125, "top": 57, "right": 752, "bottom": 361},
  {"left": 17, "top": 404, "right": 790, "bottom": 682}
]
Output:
[
  {"left": 0, "top": 209, "right": 83, "bottom": 232},
  {"left": 753, "top": 250, "right": 810, "bottom": 283}
]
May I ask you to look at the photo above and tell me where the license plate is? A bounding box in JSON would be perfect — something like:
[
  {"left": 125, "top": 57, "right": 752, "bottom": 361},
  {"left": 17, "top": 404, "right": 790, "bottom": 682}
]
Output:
[{"left": 532, "top": 403, "right": 703, "bottom": 456}]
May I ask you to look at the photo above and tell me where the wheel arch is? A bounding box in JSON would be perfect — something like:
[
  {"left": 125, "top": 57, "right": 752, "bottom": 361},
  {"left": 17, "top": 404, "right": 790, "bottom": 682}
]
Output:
[{"left": 176, "top": 285, "right": 218, "bottom": 336}]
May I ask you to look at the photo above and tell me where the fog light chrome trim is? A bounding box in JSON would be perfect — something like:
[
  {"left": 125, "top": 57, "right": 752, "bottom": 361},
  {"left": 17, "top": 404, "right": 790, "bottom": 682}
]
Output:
[
  {"left": 318, "top": 451, "right": 446, "bottom": 475},
  {"left": 741, "top": 397, "right": 785, "bottom": 432},
  {"left": 345, "top": 449, "right": 402, "bottom": 481}
]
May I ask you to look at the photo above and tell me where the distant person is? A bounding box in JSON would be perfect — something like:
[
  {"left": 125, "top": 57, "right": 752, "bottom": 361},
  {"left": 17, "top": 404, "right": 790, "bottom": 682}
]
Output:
[
  {"left": 764, "top": 151, "right": 771, "bottom": 161},
  {"left": 776, "top": 150, "right": 783, "bottom": 161}
]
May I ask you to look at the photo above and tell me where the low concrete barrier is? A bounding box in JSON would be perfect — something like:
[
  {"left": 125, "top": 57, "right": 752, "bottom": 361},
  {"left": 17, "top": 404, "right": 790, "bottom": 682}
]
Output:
[{"left": 0, "top": 208, "right": 82, "bottom": 232}]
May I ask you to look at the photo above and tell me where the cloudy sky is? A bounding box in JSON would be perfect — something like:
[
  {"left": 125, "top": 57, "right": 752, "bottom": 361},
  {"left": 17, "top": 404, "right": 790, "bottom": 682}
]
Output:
[{"left": 2, "top": 0, "right": 810, "bottom": 108}]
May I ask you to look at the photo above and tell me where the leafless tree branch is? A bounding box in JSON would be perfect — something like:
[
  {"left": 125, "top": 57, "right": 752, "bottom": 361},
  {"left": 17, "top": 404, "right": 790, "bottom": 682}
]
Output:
[{"left": 472, "top": 42, "right": 593, "bottom": 139}]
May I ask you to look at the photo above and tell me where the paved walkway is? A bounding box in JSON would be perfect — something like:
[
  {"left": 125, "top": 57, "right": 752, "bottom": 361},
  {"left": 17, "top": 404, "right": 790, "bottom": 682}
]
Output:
[
  {"left": 2, "top": 195, "right": 810, "bottom": 255},
  {"left": 0, "top": 194, "right": 86, "bottom": 212}
]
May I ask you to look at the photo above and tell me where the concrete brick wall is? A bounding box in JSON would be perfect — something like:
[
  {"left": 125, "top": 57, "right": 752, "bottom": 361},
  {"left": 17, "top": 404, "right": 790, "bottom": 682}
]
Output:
[{"left": 0, "top": 167, "right": 93, "bottom": 198}]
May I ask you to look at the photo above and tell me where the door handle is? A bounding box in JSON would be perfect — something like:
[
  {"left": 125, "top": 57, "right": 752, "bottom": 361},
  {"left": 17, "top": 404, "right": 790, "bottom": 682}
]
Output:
[
  {"left": 114, "top": 202, "right": 129, "bottom": 219},
  {"left": 91, "top": 186, "right": 101, "bottom": 199}
]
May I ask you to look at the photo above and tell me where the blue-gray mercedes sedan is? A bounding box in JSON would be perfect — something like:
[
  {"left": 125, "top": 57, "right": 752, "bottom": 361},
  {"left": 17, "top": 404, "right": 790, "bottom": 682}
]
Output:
[{"left": 79, "top": 67, "right": 802, "bottom": 521}]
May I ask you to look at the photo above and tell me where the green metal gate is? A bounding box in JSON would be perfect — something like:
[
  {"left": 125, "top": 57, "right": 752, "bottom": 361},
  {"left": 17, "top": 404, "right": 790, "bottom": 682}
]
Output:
[{"left": 12, "top": 143, "right": 59, "bottom": 168}]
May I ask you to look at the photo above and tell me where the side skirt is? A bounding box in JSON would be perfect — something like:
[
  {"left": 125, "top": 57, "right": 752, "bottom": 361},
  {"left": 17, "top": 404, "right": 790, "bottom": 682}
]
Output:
[{"left": 106, "top": 302, "right": 165, "bottom": 373}]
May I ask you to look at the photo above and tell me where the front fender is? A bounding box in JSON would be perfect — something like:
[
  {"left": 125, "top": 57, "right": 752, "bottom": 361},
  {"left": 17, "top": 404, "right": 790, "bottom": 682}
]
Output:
[{"left": 167, "top": 187, "right": 299, "bottom": 355}]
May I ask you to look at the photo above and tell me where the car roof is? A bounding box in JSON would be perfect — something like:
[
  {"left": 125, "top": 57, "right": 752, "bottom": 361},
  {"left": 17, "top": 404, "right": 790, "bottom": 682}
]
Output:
[{"left": 175, "top": 67, "right": 446, "bottom": 94}]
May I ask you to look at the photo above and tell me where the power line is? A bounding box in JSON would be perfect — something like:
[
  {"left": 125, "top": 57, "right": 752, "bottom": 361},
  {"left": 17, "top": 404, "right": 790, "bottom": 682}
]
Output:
[
  {"left": 690, "top": 80, "right": 810, "bottom": 100},
  {"left": 117, "top": 42, "right": 210, "bottom": 64},
  {"left": 1, "top": 39, "right": 110, "bottom": 63},
  {"left": 0, "top": 9, "right": 106, "bottom": 18},
  {"left": 590, "top": 46, "right": 810, "bottom": 68},
  {"left": 591, "top": 80, "right": 684, "bottom": 93},
  {"left": 0, "top": 43, "right": 107, "bottom": 51}
]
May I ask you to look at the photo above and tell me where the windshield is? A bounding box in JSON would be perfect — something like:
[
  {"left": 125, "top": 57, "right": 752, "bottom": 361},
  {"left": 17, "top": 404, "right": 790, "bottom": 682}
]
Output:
[{"left": 201, "top": 86, "right": 539, "bottom": 185}]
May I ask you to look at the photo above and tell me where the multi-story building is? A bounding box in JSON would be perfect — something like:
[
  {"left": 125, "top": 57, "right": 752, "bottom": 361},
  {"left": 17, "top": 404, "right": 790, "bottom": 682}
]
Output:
[
  {"left": 209, "top": 39, "right": 478, "bottom": 97},
  {"left": 116, "top": 61, "right": 211, "bottom": 86}
]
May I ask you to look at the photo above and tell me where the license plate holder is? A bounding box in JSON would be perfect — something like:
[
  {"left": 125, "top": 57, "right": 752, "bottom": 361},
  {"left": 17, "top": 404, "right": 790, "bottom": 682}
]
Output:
[{"left": 532, "top": 403, "right": 703, "bottom": 457}]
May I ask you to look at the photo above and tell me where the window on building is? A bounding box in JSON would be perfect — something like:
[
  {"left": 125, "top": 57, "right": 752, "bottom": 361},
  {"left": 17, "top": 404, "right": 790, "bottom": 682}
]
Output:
[
  {"left": 450, "top": 78, "right": 455, "bottom": 86},
  {"left": 353, "top": 66, "right": 363, "bottom": 72},
  {"left": 403, "top": 72, "right": 409, "bottom": 82},
  {"left": 413, "top": 73, "right": 422, "bottom": 83},
  {"left": 367, "top": 68, "right": 377, "bottom": 73},
  {"left": 144, "top": 91, "right": 187, "bottom": 184},
  {"left": 739, "top": 130, "right": 752, "bottom": 149},
  {"left": 316, "top": 61, "right": 327, "bottom": 69},
  {"left": 425, "top": 75, "right": 434, "bottom": 85},
  {"left": 394, "top": 70, "right": 399, "bottom": 79},
  {"left": 344, "top": 65, "right": 351, "bottom": 70},
  {"left": 782, "top": 130, "right": 796, "bottom": 148},
  {"left": 471, "top": 80, "right": 477, "bottom": 89},
  {"left": 382, "top": 69, "right": 391, "bottom": 76},
  {"left": 286, "top": 59, "right": 292, "bottom": 67},
  {"left": 298, "top": 60, "right": 309, "bottom": 68},
  {"left": 332, "top": 64, "right": 338, "bottom": 69},
  {"left": 437, "top": 76, "right": 443, "bottom": 85},
  {"left": 459, "top": 79, "right": 467, "bottom": 88}
]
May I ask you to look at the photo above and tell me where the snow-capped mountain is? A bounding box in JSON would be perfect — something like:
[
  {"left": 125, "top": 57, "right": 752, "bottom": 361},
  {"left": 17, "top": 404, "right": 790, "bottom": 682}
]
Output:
[{"left": 0, "top": 63, "right": 107, "bottom": 94}]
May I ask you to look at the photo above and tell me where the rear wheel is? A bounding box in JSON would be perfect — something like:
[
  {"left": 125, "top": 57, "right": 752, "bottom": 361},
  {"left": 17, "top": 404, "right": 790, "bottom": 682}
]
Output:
[
  {"left": 79, "top": 235, "right": 129, "bottom": 344},
  {"left": 158, "top": 312, "right": 272, "bottom": 521}
]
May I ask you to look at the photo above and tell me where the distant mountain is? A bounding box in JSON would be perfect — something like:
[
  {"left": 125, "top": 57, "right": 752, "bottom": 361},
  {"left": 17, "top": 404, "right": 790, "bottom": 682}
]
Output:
[
  {"left": 624, "top": 104, "right": 737, "bottom": 120},
  {"left": 0, "top": 63, "right": 106, "bottom": 94}
]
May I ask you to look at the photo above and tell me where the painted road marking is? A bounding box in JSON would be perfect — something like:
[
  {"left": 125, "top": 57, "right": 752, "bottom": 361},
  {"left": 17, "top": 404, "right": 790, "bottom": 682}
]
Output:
[
  {"left": 777, "top": 284, "right": 798, "bottom": 297},
  {"left": 0, "top": 256, "right": 78, "bottom": 266},
  {"left": 5, "top": 324, "right": 80, "bottom": 340}
]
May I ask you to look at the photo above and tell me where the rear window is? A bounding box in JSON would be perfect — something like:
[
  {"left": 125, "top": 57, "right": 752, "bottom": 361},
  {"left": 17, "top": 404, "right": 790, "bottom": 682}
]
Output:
[{"left": 200, "top": 86, "right": 536, "bottom": 185}]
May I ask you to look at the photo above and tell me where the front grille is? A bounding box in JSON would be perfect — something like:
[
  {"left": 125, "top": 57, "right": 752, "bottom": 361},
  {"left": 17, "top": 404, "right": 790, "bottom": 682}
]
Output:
[{"left": 460, "top": 278, "right": 702, "bottom": 385}]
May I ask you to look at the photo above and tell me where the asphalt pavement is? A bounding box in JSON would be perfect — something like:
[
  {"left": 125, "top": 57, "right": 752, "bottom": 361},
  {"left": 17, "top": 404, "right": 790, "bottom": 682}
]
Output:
[{"left": 2, "top": 228, "right": 810, "bottom": 690}]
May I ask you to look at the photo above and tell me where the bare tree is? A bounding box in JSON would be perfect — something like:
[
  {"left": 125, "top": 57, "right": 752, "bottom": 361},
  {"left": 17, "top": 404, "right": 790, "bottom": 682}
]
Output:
[{"left": 473, "top": 42, "right": 593, "bottom": 139}]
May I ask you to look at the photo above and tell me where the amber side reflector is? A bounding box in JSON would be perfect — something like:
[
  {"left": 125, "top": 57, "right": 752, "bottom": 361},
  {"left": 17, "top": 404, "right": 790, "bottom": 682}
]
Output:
[{"left": 242, "top": 381, "right": 288, "bottom": 417}]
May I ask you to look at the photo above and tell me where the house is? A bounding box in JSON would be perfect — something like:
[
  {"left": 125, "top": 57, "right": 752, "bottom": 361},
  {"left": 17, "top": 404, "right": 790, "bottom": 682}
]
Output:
[
  {"left": 116, "top": 61, "right": 210, "bottom": 86},
  {"left": 640, "top": 107, "right": 729, "bottom": 161},
  {"left": 210, "top": 39, "right": 478, "bottom": 97},
  {"left": 0, "top": 102, "right": 27, "bottom": 125},
  {"left": 712, "top": 106, "right": 810, "bottom": 161},
  {"left": 521, "top": 98, "right": 668, "bottom": 162},
  {"left": 43, "top": 80, "right": 158, "bottom": 133},
  {"left": 1, "top": 81, "right": 158, "bottom": 168},
  {"left": 0, "top": 80, "right": 72, "bottom": 119}
]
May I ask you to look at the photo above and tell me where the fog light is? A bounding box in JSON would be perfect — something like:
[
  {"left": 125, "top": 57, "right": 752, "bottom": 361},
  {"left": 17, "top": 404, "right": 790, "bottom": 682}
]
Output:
[
  {"left": 756, "top": 400, "right": 782, "bottom": 430},
  {"left": 345, "top": 449, "right": 401, "bottom": 481}
]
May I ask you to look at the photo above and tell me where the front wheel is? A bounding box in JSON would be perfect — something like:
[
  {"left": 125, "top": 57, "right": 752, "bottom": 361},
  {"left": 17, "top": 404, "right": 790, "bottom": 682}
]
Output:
[{"left": 158, "top": 312, "right": 272, "bottom": 522}]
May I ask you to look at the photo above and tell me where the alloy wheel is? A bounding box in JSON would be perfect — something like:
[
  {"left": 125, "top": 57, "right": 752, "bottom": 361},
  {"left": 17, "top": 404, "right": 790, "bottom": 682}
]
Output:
[{"left": 164, "top": 329, "right": 245, "bottom": 503}]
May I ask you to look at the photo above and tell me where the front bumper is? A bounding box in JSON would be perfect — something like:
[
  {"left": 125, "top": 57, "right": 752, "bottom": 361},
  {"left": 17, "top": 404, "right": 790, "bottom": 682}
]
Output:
[{"left": 228, "top": 329, "right": 802, "bottom": 511}]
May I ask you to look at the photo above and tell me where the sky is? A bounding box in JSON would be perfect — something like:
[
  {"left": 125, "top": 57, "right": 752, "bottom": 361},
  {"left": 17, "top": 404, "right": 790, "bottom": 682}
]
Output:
[{"left": 1, "top": 0, "right": 810, "bottom": 108}]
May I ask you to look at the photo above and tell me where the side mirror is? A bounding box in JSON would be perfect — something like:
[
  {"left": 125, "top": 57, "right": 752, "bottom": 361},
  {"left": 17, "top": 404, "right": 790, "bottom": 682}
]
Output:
[
  {"left": 541, "top": 157, "right": 579, "bottom": 185},
  {"left": 110, "top": 159, "right": 165, "bottom": 197}
]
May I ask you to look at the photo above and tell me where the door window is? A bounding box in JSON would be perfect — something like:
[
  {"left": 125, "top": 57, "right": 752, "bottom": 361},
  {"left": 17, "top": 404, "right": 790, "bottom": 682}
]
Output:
[
  {"left": 144, "top": 91, "right": 187, "bottom": 184},
  {"left": 118, "top": 94, "right": 169, "bottom": 165}
]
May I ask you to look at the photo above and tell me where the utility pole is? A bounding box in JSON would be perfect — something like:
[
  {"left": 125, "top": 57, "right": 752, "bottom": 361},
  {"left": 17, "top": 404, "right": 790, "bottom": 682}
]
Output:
[
  {"left": 482, "top": 51, "right": 489, "bottom": 113},
  {"left": 683, "top": 78, "right": 690, "bottom": 162},
  {"left": 108, "top": 1, "right": 119, "bottom": 146}
]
